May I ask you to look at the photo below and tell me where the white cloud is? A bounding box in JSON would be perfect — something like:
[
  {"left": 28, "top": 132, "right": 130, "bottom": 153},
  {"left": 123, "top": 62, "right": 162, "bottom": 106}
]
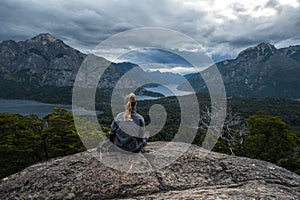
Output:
[
  {"left": 278, "top": 0, "right": 300, "bottom": 8},
  {"left": 147, "top": 66, "right": 202, "bottom": 74}
]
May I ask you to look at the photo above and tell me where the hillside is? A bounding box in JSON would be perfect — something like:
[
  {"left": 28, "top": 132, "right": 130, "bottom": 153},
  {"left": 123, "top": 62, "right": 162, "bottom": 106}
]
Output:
[
  {"left": 0, "top": 33, "right": 86, "bottom": 87},
  {"left": 0, "top": 142, "right": 299, "bottom": 199},
  {"left": 178, "top": 43, "right": 300, "bottom": 98},
  {"left": 0, "top": 33, "right": 147, "bottom": 102}
]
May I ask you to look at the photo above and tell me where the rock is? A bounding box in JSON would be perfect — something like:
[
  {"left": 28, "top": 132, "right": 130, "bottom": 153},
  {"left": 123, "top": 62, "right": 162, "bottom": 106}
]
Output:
[{"left": 0, "top": 142, "right": 299, "bottom": 199}]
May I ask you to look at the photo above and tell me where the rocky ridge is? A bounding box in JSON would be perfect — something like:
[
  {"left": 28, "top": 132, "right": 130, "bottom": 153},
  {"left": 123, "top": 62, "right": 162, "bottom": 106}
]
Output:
[
  {"left": 0, "top": 33, "right": 138, "bottom": 89},
  {"left": 0, "top": 33, "right": 86, "bottom": 87},
  {"left": 178, "top": 43, "right": 300, "bottom": 98},
  {"left": 0, "top": 142, "right": 299, "bottom": 199}
]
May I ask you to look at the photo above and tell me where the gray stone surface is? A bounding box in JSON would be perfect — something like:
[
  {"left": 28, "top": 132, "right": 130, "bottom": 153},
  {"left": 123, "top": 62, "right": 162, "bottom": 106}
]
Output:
[{"left": 0, "top": 142, "right": 299, "bottom": 199}]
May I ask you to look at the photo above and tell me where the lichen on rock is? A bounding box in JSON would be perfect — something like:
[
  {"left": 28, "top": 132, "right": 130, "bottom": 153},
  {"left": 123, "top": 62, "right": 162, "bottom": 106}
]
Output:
[{"left": 0, "top": 142, "right": 299, "bottom": 199}]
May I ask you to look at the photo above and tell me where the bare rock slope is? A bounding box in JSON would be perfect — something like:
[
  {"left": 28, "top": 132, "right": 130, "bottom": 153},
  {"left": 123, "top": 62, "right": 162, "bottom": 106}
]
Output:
[{"left": 0, "top": 142, "right": 299, "bottom": 199}]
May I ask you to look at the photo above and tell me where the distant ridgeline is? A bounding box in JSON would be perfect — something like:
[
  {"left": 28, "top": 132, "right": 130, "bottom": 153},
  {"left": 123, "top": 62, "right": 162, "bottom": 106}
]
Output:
[{"left": 0, "top": 33, "right": 300, "bottom": 103}]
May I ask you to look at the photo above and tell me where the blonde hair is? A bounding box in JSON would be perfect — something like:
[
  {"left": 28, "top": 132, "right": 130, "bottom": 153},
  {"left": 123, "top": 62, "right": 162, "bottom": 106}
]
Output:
[{"left": 123, "top": 93, "right": 137, "bottom": 121}]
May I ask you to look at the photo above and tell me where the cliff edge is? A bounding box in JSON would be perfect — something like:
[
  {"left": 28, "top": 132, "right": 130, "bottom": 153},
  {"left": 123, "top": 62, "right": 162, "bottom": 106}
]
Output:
[{"left": 0, "top": 142, "right": 299, "bottom": 199}]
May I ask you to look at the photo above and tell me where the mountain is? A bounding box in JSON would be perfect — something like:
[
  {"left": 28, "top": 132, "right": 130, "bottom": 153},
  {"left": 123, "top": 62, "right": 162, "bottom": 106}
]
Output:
[
  {"left": 178, "top": 43, "right": 300, "bottom": 98},
  {"left": 0, "top": 33, "right": 142, "bottom": 89},
  {"left": 145, "top": 70, "right": 186, "bottom": 85},
  {"left": 183, "top": 72, "right": 196, "bottom": 80},
  {"left": 0, "top": 33, "right": 158, "bottom": 102},
  {"left": 0, "top": 142, "right": 299, "bottom": 199},
  {"left": 4, "top": 34, "right": 299, "bottom": 100},
  {"left": 0, "top": 33, "right": 86, "bottom": 87}
]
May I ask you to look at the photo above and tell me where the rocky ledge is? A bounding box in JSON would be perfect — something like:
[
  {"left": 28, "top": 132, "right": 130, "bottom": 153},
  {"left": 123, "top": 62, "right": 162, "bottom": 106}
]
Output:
[{"left": 0, "top": 142, "right": 299, "bottom": 199}]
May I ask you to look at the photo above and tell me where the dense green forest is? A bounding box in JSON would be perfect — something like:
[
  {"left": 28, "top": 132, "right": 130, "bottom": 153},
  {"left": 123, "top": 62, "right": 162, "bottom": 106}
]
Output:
[
  {"left": 0, "top": 108, "right": 107, "bottom": 179},
  {"left": 86, "top": 92, "right": 300, "bottom": 175},
  {"left": 0, "top": 93, "right": 300, "bottom": 178}
]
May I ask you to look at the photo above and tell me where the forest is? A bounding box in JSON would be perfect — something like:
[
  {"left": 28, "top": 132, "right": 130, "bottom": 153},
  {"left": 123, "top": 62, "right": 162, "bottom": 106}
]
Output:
[{"left": 0, "top": 93, "right": 300, "bottom": 179}]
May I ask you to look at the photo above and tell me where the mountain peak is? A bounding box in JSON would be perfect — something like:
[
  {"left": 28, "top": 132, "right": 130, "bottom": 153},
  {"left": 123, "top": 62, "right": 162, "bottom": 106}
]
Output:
[
  {"left": 237, "top": 42, "right": 277, "bottom": 60},
  {"left": 31, "top": 33, "right": 58, "bottom": 42},
  {"left": 256, "top": 42, "right": 277, "bottom": 51}
]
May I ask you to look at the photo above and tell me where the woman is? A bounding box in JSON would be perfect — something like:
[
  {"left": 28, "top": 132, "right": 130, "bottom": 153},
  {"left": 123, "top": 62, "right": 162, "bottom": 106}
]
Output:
[{"left": 109, "top": 93, "right": 147, "bottom": 153}]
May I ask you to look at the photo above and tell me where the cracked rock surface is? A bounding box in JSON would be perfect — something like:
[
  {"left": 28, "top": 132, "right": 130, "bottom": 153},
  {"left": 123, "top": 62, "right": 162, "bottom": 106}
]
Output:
[{"left": 0, "top": 142, "right": 299, "bottom": 199}]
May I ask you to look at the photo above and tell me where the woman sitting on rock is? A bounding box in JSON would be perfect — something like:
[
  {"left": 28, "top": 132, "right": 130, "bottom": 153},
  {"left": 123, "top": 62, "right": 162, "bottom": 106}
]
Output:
[{"left": 109, "top": 93, "right": 147, "bottom": 153}]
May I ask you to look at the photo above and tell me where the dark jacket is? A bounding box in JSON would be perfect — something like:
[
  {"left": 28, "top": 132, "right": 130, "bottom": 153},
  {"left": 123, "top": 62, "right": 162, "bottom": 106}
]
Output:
[{"left": 109, "top": 109, "right": 147, "bottom": 153}]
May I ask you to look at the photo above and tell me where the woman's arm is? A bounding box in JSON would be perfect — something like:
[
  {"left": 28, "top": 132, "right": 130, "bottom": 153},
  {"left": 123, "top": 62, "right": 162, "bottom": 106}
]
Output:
[
  {"left": 109, "top": 120, "right": 118, "bottom": 143},
  {"left": 139, "top": 118, "right": 148, "bottom": 147}
]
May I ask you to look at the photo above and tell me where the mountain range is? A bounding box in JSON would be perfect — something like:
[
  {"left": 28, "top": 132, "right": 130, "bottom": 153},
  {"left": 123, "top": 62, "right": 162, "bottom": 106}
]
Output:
[
  {"left": 178, "top": 43, "right": 300, "bottom": 98},
  {"left": 0, "top": 33, "right": 300, "bottom": 101}
]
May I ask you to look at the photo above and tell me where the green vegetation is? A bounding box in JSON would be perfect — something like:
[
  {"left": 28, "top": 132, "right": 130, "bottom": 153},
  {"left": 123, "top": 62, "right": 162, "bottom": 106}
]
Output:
[
  {"left": 205, "top": 111, "right": 300, "bottom": 174},
  {"left": 0, "top": 108, "right": 108, "bottom": 179},
  {"left": 137, "top": 94, "right": 300, "bottom": 174},
  {"left": 42, "top": 108, "right": 85, "bottom": 159},
  {"left": 247, "top": 113, "right": 300, "bottom": 174},
  {"left": 1, "top": 92, "right": 300, "bottom": 178},
  {"left": 135, "top": 87, "right": 165, "bottom": 98},
  {"left": 0, "top": 74, "right": 74, "bottom": 104},
  {"left": 243, "top": 112, "right": 297, "bottom": 161},
  {"left": 0, "top": 113, "right": 43, "bottom": 178},
  {"left": 240, "top": 112, "right": 300, "bottom": 174}
]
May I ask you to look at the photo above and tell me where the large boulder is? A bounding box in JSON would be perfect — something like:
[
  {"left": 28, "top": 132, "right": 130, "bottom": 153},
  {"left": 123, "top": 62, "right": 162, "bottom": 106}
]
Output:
[{"left": 0, "top": 142, "right": 299, "bottom": 199}]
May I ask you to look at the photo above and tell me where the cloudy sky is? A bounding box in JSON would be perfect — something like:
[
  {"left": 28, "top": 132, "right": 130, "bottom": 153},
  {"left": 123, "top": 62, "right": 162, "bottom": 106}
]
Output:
[{"left": 1, "top": 0, "right": 300, "bottom": 73}]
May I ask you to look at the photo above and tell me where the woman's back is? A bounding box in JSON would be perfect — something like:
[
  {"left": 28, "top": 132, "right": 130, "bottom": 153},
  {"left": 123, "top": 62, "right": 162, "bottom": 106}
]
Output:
[{"left": 109, "top": 93, "right": 147, "bottom": 153}]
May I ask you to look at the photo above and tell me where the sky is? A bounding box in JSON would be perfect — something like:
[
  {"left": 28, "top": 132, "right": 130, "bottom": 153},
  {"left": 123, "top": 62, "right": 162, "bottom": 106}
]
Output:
[{"left": 1, "top": 0, "right": 300, "bottom": 73}]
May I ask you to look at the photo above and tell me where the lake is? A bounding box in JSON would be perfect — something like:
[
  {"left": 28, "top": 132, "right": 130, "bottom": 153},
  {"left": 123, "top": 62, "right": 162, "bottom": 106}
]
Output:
[
  {"left": 0, "top": 99, "right": 102, "bottom": 117},
  {"left": 0, "top": 85, "right": 193, "bottom": 116},
  {"left": 137, "top": 84, "right": 194, "bottom": 100}
]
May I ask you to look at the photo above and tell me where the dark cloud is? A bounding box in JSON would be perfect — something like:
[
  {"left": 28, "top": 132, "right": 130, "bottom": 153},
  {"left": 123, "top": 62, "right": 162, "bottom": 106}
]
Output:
[
  {"left": 120, "top": 48, "right": 192, "bottom": 66},
  {"left": 0, "top": 0, "right": 300, "bottom": 66}
]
